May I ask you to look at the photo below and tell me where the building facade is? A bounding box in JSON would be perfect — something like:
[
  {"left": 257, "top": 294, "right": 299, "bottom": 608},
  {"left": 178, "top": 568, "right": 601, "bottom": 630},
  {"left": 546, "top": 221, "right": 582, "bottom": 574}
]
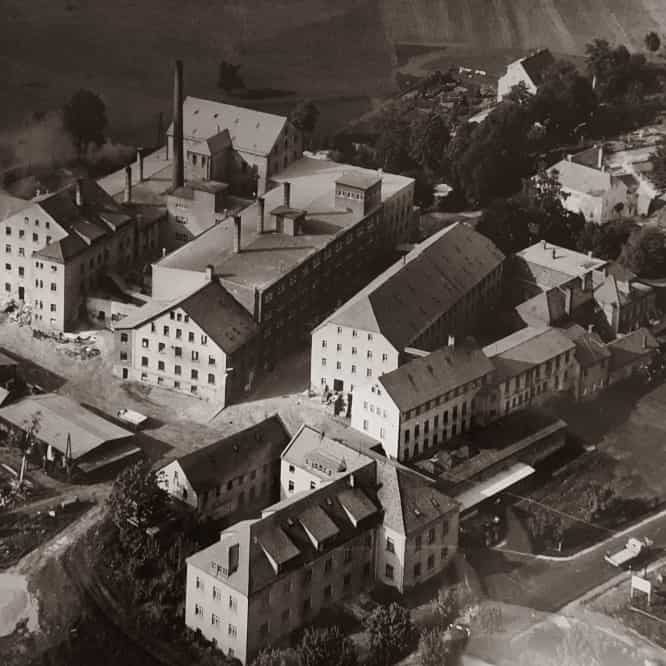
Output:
[
  {"left": 311, "top": 223, "right": 504, "bottom": 396},
  {"left": 114, "top": 276, "right": 258, "bottom": 406},
  {"left": 497, "top": 49, "right": 555, "bottom": 101}
]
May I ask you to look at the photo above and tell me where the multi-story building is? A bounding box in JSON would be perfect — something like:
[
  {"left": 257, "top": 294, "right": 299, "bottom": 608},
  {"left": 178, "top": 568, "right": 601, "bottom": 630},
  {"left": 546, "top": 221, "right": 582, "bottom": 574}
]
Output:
[
  {"left": 113, "top": 272, "right": 258, "bottom": 405},
  {"left": 513, "top": 241, "right": 657, "bottom": 338},
  {"left": 185, "top": 473, "right": 382, "bottom": 663},
  {"left": 350, "top": 339, "right": 495, "bottom": 462},
  {"left": 560, "top": 324, "right": 611, "bottom": 400},
  {"left": 151, "top": 159, "right": 415, "bottom": 369},
  {"left": 482, "top": 326, "right": 576, "bottom": 419},
  {"left": 311, "top": 222, "right": 504, "bottom": 396},
  {"left": 0, "top": 177, "right": 162, "bottom": 331},
  {"left": 157, "top": 415, "right": 290, "bottom": 520},
  {"left": 607, "top": 327, "right": 659, "bottom": 386},
  {"left": 497, "top": 49, "right": 554, "bottom": 101},
  {"left": 166, "top": 96, "right": 303, "bottom": 196}
]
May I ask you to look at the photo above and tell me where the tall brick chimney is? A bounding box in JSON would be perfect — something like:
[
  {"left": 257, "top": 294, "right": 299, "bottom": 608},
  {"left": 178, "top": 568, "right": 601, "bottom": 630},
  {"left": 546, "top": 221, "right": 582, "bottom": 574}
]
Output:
[
  {"left": 233, "top": 215, "right": 242, "bottom": 254},
  {"left": 172, "top": 60, "right": 185, "bottom": 190}
]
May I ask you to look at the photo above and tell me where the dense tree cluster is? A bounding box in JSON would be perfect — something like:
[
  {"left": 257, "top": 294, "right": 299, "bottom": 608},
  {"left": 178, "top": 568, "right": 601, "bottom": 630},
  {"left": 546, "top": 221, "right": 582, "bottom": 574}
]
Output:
[
  {"left": 618, "top": 226, "right": 666, "bottom": 278},
  {"left": 63, "top": 89, "right": 107, "bottom": 153}
]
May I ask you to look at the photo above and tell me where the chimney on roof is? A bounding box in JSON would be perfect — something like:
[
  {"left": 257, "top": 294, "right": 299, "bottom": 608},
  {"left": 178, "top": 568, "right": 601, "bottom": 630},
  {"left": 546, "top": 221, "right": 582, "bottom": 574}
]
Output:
[
  {"left": 137, "top": 147, "right": 144, "bottom": 182},
  {"left": 643, "top": 335, "right": 648, "bottom": 350},
  {"left": 377, "top": 167, "right": 383, "bottom": 179},
  {"left": 162, "top": 247, "right": 167, "bottom": 257},
  {"left": 597, "top": 144, "right": 604, "bottom": 170},
  {"left": 588, "top": 324, "right": 594, "bottom": 334},
  {"left": 205, "top": 264, "right": 214, "bottom": 282},
  {"left": 124, "top": 166, "right": 132, "bottom": 203},
  {"left": 447, "top": 335, "right": 455, "bottom": 348},
  {"left": 283, "top": 181, "right": 291, "bottom": 208},
  {"left": 542, "top": 239, "right": 547, "bottom": 249},
  {"left": 566, "top": 154, "right": 572, "bottom": 162},
  {"left": 75, "top": 179, "right": 83, "bottom": 207},
  {"left": 233, "top": 214, "right": 242, "bottom": 254},
  {"left": 588, "top": 251, "right": 593, "bottom": 258},
  {"left": 552, "top": 248, "right": 556, "bottom": 260},
  {"left": 257, "top": 196, "right": 265, "bottom": 234},
  {"left": 172, "top": 60, "right": 185, "bottom": 190}
]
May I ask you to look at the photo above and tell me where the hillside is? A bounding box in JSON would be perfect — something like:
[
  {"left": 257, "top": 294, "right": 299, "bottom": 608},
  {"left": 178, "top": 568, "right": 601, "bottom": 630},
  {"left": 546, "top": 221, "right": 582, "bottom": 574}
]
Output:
[
  {"left": 382, "top": 0, "right": 666, "bottom": 53},
  {"left": 1, "top": 0, "right": 666, "bottom": 148}
]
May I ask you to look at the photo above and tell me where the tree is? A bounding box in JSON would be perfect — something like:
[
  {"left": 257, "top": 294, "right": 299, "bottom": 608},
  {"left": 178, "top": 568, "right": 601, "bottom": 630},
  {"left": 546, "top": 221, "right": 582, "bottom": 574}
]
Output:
[
  {"left": 408, "top": 111, "right": 450, "bottom": 175},
  {"left": 618, "top": 227, "right": 666, "bottom": 278},
  {"left": 651, "top": 140, "right": 666, "bottom": 191},
  {"left": 218, "top": 61, "right": 244, "bottom": 93},
  {"left": 63, "top": 89, "right": 107, "bottom": 153},
  {"left": 364, "top": 602, "right": 417, "bottom": 666},
  {"left": 298, "top": 626, "right": 357, "bottom": 666},
  {"left": 526, "top": 505, "right": 566, "bottom": 551},
  {"left": 289, "top": 100, "right": 320, "bottom": 148},
  {"left": 433, "top": 588, "right": 459, "bottom": 628},
  {"left": 575, "top": 219, "right": 635, "bottom": 260},
  {"left": 582, "top": 482, "right": 615, "bottom": 521},
  {"left": 107, "top": 461, "right": 168, "bottom": 536},
  {"left": 645, "top": 32, "right": 661, "bottom": 53},
  {"left": 418, "top": 628, "right": 461, "bottom": 666},
  {"left": 375, "top": 102, "right": 414, "bottom": 172}
]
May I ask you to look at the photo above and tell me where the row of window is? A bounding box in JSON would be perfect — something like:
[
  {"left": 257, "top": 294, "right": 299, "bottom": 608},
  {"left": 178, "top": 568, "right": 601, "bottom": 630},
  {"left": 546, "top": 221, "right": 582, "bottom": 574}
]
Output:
[
  {"left": 6, "top": 227, "right": 50, "bottom": 242},
  {"left": 334, "top": 327, "right": 374, "bottom": 340},
  {"left": 320, "top": 340, "right": 388, "bottom": 361},
  {"left": 402, "top": 385, "right": 480, "bottom": 422},
  {"left": 403, "top": 404, "right": 469, "bottom": 443},
  {"left": 321, "top": 359, "right": 373, "bottom": 377},
  {"left": 34, "top": 279, "right": 57, "bottom": 291},
  {"left": 139, "top": 357, "right": 217, "bottom": 383},
  {"left": 34, "top": 261, "right": 57, "bottom": 272},
  {"left": 139, "top": 372, "right": 199, "bottom": 393},
  {"left": 385, "top": 549, "right": 445, "bottom": 581}
]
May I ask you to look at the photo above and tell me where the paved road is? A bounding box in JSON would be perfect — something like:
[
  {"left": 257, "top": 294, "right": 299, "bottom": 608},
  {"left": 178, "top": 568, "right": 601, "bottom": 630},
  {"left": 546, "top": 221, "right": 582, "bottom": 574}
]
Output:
[{"left": 467, "top": 509, "right": 666, "bottom": 612}]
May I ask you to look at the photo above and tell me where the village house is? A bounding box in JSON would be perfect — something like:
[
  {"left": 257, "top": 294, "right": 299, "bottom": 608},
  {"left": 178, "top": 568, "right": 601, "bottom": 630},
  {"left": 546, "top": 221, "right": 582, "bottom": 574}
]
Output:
[
  {"left": 560, "top": 323, "right": 611, "bottom": 400},
  {"left": 350, "top": 339, "right": 495, "bottom": 462},
  {"left": 548, "top": 156, "right": 629, "bottom": 225},
  {"left": 482, "top": 326, "right": 577, "bottom": 418},
  {"left": 0, "top": 178, "right": 162, "bottom": 332},
  {"left": 607, "top": 327, "right": 659, "bottom": 386},
  {"left": 157, "top": 415, "right": 290, "bottom": 520},
  {"left": 310, "top": 222, "right": 504, "bottom": 397},
  {"left": 497, "top": 49, "right": 555, "bottom": 102},
  {"left": 113, "top": 274, "right": 258, "bottom": 406}
]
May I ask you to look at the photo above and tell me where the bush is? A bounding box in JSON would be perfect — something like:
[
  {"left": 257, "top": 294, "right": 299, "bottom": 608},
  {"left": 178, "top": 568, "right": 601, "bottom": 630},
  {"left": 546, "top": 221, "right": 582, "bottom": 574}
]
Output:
[{"left": 363, "top": 602, "right": 417, "bottom": 665}]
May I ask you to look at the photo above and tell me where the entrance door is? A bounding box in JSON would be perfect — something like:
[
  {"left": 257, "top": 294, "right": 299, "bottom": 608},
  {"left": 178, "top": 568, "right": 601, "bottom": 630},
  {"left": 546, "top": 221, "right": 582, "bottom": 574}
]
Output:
[
  {"left": 333, "top": 379, "right": 343, "bottom": 392},
  {"left": 122, "top": 368, "right": 128, "bottom": 380},
  {"left": 18, "top": 286, "right": 24, "bottom": 301}
]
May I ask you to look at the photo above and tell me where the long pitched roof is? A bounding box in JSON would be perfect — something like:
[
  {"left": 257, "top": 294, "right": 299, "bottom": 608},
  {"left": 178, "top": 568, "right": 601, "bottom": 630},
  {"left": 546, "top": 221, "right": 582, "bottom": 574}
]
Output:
[
  {"left": 0, "top": 393, "right": 132, "bottom": 460},
  {"left": 115, "top": 279, "right": 257, "bottom": 354},
  {"left": 167, "top": 415, "right": 290, "bottom": 493},
  {"left": 167, "top": 97, "right": 289, "bottom": 156},
  {"left": 316, "top": 222, "right": 504, "bottom": 349},
  {"left": 549, "top": 160, "right": 624, "bottom": 196},
  {"left": 379, "top": 342, "right": 494, "bottom": 412},
  {"left": 518, "top": 49, "right": 555, "bottom": 87},
  {"left": 483, "top": 326, "right": 575, "bottom": 381},
  {"left": 559, "top": 323, "right": 610, "bottom": 367},
  {"left": 608, "top": 327, "right": 659, "bottom": 372}
]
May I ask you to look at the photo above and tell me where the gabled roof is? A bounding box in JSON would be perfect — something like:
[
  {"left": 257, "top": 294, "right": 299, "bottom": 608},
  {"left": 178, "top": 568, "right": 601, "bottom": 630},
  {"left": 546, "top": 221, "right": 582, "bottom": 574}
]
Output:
[
  {"left": 166, "top": 415, "right": 290, "bottom": 493},
  {"left": 549, "top": 160, "right": 625, "bottom": 196},
  {"left": 115, "top": 279, "right": 257, "bottom": 354},
  {"left": 378, "top": 341, "right": 494, "bottom": 412},
  {"left": 483, "top": 326, "right": 575, "bottom": 381},
  {"left": 167, "top": 97, "right": 290, "bottom": 156},
  {"left": 377, "top": 462, "right": 457, "bottom": 536},
  {"left": 0, "top": 192, "right": 29, "bottom": 218},
  {"left": 515, "top": 288, "right": 567, "bottom": 327},
  {"left": 0, "top": 393, "right": 132, "bottom": 460},
  {"left": 33, "top": 179, "right": 134, "bottom": 262},
  {"left": 316, "top": 223, "right": 504, "bottom": 349},
  {"left": 518, "top": 49, "right": 555, "bottom": 87},
  {"left": 559, "top": 323, "right": 611, "bottom": 368},
  {"left": 608, "top": 327, "right": 659, "bottom": 372}
]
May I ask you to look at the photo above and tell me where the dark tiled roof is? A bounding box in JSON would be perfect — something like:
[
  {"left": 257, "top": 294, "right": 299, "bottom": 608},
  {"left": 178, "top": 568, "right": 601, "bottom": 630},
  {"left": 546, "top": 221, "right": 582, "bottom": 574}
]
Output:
[
  {"left": 559, "top": 323, "right": 610, "bottom": 367},
  {"left": 515, "top": 288, "right": 567, "bottom": 326},
  {"left": 379, "top": 341, "right": 494, "bottom": 412},
  {"left": 173, "top": 415, "right": 290, "bottom": 492},
  {"left": 319, "top": 223, "right": 504, "bottom": 349},
  {"left": 520, "top": 49, "right": 555, "bottom": 87},
  {"left": 608, "top": 327, "right": 659, "bottom": 372}
]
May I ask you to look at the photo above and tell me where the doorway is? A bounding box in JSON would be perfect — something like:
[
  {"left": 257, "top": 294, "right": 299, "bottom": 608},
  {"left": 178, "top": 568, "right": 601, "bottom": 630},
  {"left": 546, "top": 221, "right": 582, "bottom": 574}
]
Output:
[{"left": 18, "top": 286, "right": 24, "bottom": 301}]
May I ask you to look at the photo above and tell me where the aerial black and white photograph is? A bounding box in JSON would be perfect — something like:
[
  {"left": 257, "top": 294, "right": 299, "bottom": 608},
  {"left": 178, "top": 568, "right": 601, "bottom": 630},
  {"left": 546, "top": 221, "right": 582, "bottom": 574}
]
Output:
[{"left": 2, "top": 2, "right": 666, "bottom": 665}]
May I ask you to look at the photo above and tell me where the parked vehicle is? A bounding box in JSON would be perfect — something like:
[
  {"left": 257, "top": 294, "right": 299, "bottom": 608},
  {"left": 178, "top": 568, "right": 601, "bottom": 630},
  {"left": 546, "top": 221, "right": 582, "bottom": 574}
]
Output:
[{"left": 604, "top": 537, "right": 652, "bottom": 567}]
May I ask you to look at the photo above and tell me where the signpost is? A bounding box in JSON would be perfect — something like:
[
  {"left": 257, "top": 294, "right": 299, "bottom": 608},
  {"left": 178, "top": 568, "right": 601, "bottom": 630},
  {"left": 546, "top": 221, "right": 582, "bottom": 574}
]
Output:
[{"left": 631, "top": 574, "right": 652, "bottom": 606}]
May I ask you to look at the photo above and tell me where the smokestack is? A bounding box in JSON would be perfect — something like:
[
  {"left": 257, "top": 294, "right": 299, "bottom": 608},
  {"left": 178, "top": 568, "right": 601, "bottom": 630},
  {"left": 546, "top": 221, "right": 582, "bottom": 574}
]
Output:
[
  {"left": 173, "top": 60, "right": 185, "bottom": 189},
  {"left": 137, "top": 147, "right": 144, "bottom": 182},
  {"left": 283, "top": 181, "right": 291, "bottom": 208},
  {"left": 597, "top": 145, "right": 603, "bottom": 170},
  {"left": 75, "top": 179, "right": 83, "bottom": 207},
  {"left": 233, "top": 215, "right": 242, "bottom": 254},
  {"left": 257, "top": 197, "right": 265, "bottom": 234},
  {"left": 124, "top": 166, "right": 132, "bottom": 203},
  {"left": 205, "top": 264, "right": 214, "bottom": 282}
]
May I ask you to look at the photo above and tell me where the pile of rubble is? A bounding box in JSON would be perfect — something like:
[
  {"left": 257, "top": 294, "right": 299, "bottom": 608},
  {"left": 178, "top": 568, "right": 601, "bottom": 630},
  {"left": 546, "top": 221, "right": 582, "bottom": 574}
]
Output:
[
  {"left": 8, "top": 303, "right": 32, "bottom": 327},
  {"left": 55, "top": 332, "right": 101, "bottom": 360}
]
